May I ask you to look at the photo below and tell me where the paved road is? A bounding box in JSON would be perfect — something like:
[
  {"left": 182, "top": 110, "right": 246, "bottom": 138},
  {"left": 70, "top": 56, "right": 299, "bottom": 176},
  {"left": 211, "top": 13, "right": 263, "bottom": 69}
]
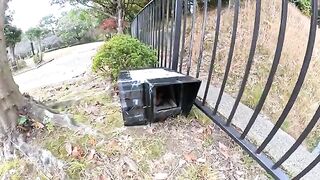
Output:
[{"left": 14, "top": 42, "right": 104, "bottom": 92}]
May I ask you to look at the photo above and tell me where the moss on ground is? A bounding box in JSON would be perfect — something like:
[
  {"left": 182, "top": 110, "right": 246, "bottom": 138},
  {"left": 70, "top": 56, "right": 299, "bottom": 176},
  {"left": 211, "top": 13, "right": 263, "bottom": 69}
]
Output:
[
  {"left": 0, "top": 159, "right": 21, "bottom": 176},
  {"left": 178, "top": 164, "right": 217, "bottom": 180}
]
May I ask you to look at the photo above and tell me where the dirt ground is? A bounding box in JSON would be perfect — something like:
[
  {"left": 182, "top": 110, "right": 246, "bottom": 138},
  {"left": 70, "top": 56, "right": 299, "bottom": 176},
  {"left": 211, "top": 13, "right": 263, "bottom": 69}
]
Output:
[{"left": 0, "top": 73, "right": 270, "bottom": 179}]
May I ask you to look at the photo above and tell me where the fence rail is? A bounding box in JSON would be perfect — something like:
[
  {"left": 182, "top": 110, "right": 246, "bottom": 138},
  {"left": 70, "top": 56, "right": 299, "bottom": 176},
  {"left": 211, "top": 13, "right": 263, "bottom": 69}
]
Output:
[{"left": 131, "top": 0, "right": 319, "bottom": 179}]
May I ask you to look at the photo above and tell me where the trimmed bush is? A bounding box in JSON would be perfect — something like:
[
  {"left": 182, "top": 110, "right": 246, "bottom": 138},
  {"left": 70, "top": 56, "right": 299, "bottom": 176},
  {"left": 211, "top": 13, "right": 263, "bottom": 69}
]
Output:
[{"left": 93, "top": 35, "right": 157, "bottom": 80}]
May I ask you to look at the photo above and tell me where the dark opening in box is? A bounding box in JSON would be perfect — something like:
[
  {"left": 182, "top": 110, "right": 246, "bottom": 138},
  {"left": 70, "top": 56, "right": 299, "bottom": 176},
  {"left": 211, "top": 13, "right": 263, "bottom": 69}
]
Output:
[{"left": 155, "top": 85, "right": 179, "bottom": 111}]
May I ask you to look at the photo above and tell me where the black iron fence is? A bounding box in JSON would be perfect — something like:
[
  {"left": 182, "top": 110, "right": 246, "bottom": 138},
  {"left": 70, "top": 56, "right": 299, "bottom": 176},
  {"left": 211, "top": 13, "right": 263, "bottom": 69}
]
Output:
[{"left": 131, "top": 0, "right": 319, "bottom": 179}]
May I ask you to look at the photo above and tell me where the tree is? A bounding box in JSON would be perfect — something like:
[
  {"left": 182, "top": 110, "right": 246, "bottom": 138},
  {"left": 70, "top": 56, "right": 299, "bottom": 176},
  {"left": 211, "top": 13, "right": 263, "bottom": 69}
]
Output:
[
  {"left": 39, "top": 14, "right": 58, "bottom": 35},
  {"left": 51, "top": 0, "right": 149, "bottom": 34},
  {"left": 4, "top": 23, "right": 21, "bottom": 65},
  {"left": 56, "top": 8, "right": 98, "bottom": 44},
  {"left": 0, "top": 0, "right": 85, "bottom": 172},
  {"left": 25, "top": 27, "right": 44, "bottom": 63}
]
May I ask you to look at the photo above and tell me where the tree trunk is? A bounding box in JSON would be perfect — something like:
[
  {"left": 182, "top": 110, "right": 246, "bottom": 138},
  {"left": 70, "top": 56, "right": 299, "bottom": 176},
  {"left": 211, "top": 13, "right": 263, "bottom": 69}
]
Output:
[
  {"left": 117, "top": 0, "right": 124, "bottom": 34},
  {"left": 10, "top": 45, "right": 18, "bottom": 70},
  {"left": 30, "top": 42, "right": 35, "bottom": 56},
  {"left": 37, "top": 38, "right": 43, "bottom": 63},
  {"left": 0, "top": 0, "right": 26, "bottom": 157}
]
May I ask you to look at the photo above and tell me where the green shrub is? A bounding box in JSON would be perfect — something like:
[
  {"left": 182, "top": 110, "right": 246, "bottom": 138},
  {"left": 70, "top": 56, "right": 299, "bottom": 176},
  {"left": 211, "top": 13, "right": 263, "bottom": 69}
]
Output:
[
  {"left": 92, "top": 35, "right": 157, "bottom": 80},
  {"left": 290, "top": 0, "right": 311, "bottom": 16}
]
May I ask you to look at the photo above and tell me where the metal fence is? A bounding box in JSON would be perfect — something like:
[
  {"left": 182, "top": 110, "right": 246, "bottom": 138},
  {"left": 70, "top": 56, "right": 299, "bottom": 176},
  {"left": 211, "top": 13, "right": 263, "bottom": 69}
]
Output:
[{"left": 131, "top": 0, "right": 319, "bottom": 179}]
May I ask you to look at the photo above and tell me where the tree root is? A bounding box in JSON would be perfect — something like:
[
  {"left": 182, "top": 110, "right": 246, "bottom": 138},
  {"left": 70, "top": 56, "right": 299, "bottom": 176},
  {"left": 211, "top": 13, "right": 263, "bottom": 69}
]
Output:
[
  {"left": 0, "top": 95, "right": 101, "bottom": 178},
  {"left": 23, "top": 94, "right": 97, "bottom": 136},
  {"left": 13, "top": 135, "right": 66, "bottom": 178},
  {"left": 0, "top": 133, "right": 65, "bottom": 178}
]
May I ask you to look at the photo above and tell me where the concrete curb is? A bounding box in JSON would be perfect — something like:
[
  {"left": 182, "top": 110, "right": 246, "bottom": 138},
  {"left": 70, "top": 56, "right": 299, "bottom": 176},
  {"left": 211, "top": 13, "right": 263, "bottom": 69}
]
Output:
[
  {"left": 197, "top": 80, "right": 319, "bottom": 179},
  {"left": 13, "top": 58, "right": 55, "bottom": 76}
]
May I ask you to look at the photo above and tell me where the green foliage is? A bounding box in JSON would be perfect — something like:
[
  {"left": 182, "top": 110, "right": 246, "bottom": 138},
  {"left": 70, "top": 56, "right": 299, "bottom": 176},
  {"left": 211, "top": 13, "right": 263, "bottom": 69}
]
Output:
[
  {"left": 39, "top": 14, "right": 58, "bottom": 35},
  {"left": 57, "top": 8, "right": 98, "bottom": 44},
  {"left": 17, "top": 116, "right": 28, "bottom": 125},
  {"left": 25, "top": 27, "right": 44, "bottom": 41},
  {"left": 92, "top": 35, "right": 157, "bottom": 80},
  {"left": 290, "top": 0, "right": 311, "bottom": 16},
  {"left": 4, "top": 25, "right": 22, "bottom": 48},
  {"left": 0, "top": 159, "right": 21, "bottom": 176}
]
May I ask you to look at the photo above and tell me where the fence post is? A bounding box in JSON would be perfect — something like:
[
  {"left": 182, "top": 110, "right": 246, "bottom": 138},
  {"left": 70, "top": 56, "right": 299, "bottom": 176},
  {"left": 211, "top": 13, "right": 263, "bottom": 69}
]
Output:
[
  {"left": 136, "top": 16, "right": 139, "bottom": 38},
  {"left": 171, "top": 0, "right": 183, "bottom": 71}
]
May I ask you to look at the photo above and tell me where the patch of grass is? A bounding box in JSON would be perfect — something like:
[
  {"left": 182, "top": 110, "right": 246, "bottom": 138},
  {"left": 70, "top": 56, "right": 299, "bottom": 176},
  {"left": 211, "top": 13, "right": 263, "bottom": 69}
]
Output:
[
  {"left": 305, "top": 127, "right": 320, "bottom": 151},
  {"left": 189, "top": 107, "right": 212, "bottom": 125},
  {"left": 0, "top": 159, "right": 21, "bottom": 176},
  {"left": 10, "top": 173, "right": 22, "bottom": 180},
  {"left": 243, "top": 84, "right": 264, "bottom": 109},
  {"left": 281, "top": 121, "right": 290, "bottom": 133},
  {"left": 97, "top": 109, "right": 123, "bottom": 134},
  {"left": 42, "top": 130, "right": 93, "bottom": 179},
  {"left": 178, "top": 164, "right": 217, "bottom": 180},
  {"left": 138, "top": 159, "right": 150, "bottom": 173},
  {"left": 44, "top": 132, "right": 69, "bottom": 159},
  {"left": 67, "top": 161, "right": 87, "bottom": 179},
  {"left": 202, "top": 136, "right": 214, "bottom": 148},
  {"left": 84, "top": 93, "right": 111, "bottom": 105},
  {"left": 98, "top": 139, "right": 122, "bottom": 157},
  {"left": 241, "top": 154, "right": 255, "bottom": 168},
  {"left": 73, "top": 112, "right": 88, "bottom": 123},
  {"left": 134, "top": 137, "right": 165, "bottom": 160}
]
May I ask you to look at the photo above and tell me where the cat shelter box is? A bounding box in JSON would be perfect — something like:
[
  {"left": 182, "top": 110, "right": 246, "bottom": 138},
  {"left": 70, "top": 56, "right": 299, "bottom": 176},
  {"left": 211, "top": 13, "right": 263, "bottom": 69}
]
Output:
[{"left": 118, "top": 68, "right": 201, "bottom": 126}]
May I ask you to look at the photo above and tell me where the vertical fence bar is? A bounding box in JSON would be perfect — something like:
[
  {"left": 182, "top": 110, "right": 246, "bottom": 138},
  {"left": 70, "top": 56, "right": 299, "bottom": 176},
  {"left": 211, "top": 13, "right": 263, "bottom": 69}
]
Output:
[
  {"left": 130, "top": 0, "right": 320, "bottom": 178},
  {"left": 172, "top": 0, "right": 183, "bottom": 71},
  {"left": 164, "top": 0, "right": 170, "bottom": 68},
  {"left": 186, "top": 0, "right": 197, "bottom": 75},
  {"left": 213, "top": 0, "right": 240, "bottom": 114},
  {"left": 274, "top": 106, "right": 320, "bottom": 169},
  {"left": 144, "top": 10, "right": 147, "bottom": 43},
  {"left": 202, "top": 0, "right": 222, "bottom": 105},
  {"left": 252, "top": 0, "right": 288, "bottom": 152},
  {"left": 293, "top": 154, "right": 320, "bottom": 180},
  {"left": 222, "top": 0, "right": 285, "bottom": 117},
  {"left": 137, "top": 17, "right": 139, "bottom": 38},
  {"left": 152, "top": 2, "right": 156, "bottom": 50},
  {"left": 147, "top": 6, "right": 151, "bottom": 46},
  {"left": 226, "top": 0, "right": 261, "bottom": 126},
  {"left": 242, "top": 0, "right": 317, "bottom": 139},
  {"left": 179, "top": 0, "right": 188, "bottom": 73},
  {"left": 168, "top": 0, "right": 176, "bottom": 69},
  {"left": 155, "top": 0, "right": 159, "bottom": 66},
  {"left": 157, "top": 0, "right": 162, "bottom": 67},
  {"left": 160, "top": 0, "right": 166, "bottom": 67},
  {"left": 195, "top": 0, "right": 208, "bottom": 78}
]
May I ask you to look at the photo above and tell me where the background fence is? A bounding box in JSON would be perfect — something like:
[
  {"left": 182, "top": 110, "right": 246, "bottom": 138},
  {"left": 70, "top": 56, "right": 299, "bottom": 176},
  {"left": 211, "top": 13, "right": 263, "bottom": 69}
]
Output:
[{"left": 131, "top": 0, "right": 320, "bottom": 179}]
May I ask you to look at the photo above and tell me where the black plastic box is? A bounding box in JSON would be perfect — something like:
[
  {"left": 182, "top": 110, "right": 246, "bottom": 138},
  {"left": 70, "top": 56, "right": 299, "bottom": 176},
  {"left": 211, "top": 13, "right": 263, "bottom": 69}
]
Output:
[{"left": 118, "top": 68, "right": 201, "bottom": 126}]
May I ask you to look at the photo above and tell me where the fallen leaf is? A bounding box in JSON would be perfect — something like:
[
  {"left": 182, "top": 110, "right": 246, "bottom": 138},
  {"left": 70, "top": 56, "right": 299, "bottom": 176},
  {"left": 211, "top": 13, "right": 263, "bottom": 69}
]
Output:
[
  {"left": 123, "top": 156, "right": 138, "bottom": 173},
  {"left": 71, "top": 146, "right": 84, "bottom": 159},
  {"left": 18, "top": 116, "right": 28, "bottom": 125},
  {"left": 65, "top": 142, "right": 72, "bottom": 156},
  {"left": 184, "top": 151, "right": 197, "bottom": 162},
  {"left": 98, "top": 174, "right": 111, "bottom": 180},
  {"left": 88, "top": 138, "right": 97, "bottom": 146},
  {"left": 32, "top": 122, "right": 45, "bottom": 129},
  {"left": 153, "top": 172, "right": 169, "bottom": 180},
  {"left": 218, "top": 142, "right": 230, "bottom": 158},
  {"left": 204, "top": 126, "right": 213, "bottom": 136},
  {"left": 87, "top": 149, "right": 96, "bottom": 161},
  {"left": 107, "top": 139, "right": 119, "bottom": 150}
]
